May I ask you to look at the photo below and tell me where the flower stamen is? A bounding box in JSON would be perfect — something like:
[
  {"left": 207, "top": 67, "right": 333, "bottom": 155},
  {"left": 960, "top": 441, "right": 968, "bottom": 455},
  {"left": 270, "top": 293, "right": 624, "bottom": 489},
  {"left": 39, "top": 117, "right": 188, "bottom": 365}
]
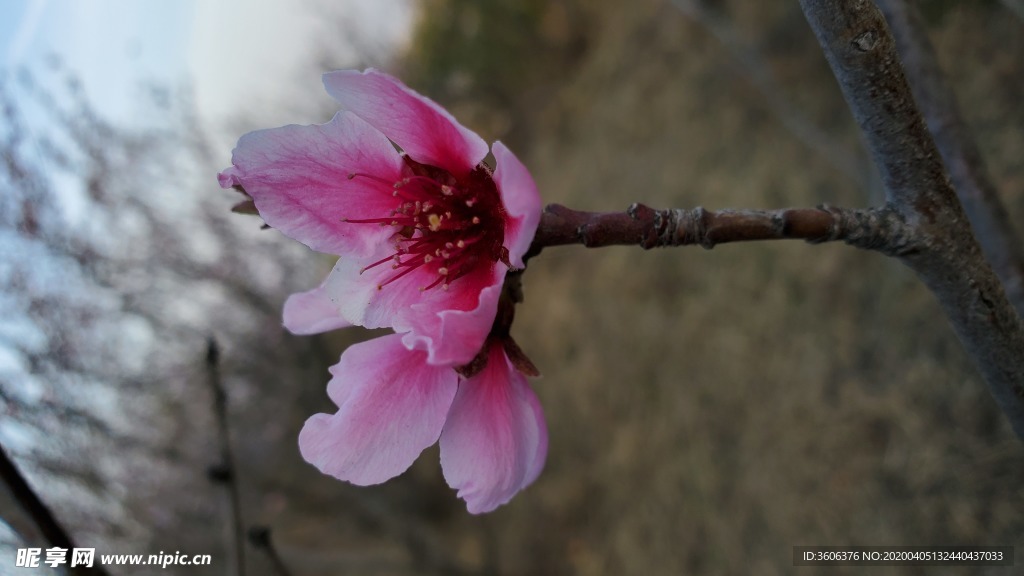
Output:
[{"left": 344, "top": 163, "right": 506, "bottom": 293}]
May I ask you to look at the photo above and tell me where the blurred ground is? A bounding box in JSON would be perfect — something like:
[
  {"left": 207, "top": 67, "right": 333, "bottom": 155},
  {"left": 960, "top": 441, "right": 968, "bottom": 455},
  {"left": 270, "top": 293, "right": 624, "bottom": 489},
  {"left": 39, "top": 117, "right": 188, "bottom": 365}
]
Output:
[{"left": 290, "top": 0, "right": 1021, "bottom": 574}]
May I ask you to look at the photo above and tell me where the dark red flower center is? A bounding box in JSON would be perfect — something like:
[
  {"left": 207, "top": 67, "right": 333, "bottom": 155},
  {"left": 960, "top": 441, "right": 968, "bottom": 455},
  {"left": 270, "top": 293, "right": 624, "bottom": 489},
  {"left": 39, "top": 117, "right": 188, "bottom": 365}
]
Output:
[{"left": 346, "top": 156, "right": 509, "bottom": 291}]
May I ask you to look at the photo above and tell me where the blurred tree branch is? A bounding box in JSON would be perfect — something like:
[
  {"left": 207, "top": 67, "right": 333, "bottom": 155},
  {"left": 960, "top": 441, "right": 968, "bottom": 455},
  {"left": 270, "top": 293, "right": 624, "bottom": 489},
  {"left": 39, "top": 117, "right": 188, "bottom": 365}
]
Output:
[
  {"left": 670, "top": 0, "right": 870, "bottom": 189},
  {"left": 0, "top": 445, "right": 111, "bottom": 576},
  {"left": 205, "top": 338, "right": 246, "bottom": 576},
  {"left": 999, "top": 0, "right": 1024, "bottom": 21},
  {"left": 247, "top": 527, "right": 293, "bottom": 576},
  {"left": 2, "top": 65, "right": 336, "bottom": 569}
]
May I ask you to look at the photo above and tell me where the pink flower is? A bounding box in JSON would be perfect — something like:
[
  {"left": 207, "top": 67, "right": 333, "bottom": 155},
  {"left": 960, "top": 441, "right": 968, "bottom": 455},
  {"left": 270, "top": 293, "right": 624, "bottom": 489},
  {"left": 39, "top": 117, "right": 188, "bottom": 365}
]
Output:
[
  {"left": 221, "top": 69, "right": 548, "bottom": 512},
  {"left": 218, "top": 69, "right": 541, "bottom": 366},
  {"left": 298, "top": 333, "right": 547, "bottom": 514}
]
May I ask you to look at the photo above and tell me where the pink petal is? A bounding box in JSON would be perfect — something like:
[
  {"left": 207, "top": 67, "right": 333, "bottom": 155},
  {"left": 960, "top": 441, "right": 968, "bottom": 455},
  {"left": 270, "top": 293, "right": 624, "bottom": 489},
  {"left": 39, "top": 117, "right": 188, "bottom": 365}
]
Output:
[
  {"left": 520, "top": 378, "right": 549, "bottom": 488},
  {"left": 283, "top": 278, "right": 352, "bottom": 335},
  {"left": 492, "top": 142, "right": 543, "bottom": 269},
  {"left": 399, "top": 264, "right": 504, "bottom": 366},
  {"left": 440, "top": 344, "right": 548, "bottom": 514},
  {"left": 323, "top": 69, "right": 488, "bottom": 179},
  {"left": 322, "top": 247, "right": 450, "bottom": 329},
  {"left": 298, "top": 334, "right": 458, "bottom": 486},
  {"left": 324, "top": 248, "right": 504, "bottom": 366},
  {"left": 219, "top": 111, "right": 403, "bottom": 257}
]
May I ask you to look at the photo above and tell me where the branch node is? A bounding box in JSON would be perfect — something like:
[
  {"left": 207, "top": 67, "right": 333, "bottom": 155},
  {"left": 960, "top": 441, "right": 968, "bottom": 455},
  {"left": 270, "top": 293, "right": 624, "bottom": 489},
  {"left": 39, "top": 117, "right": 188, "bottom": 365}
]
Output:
[
  {"left": 673, "top": 207, "right": 711, "bottom": 249},
  {"left": 852, "top": 30, "right": 879, "bottom": 52},
  {"left": 624, "top": 203, "right": 661, "bottom": 248},
  {"left": 575, "top": 225, "right": 588, "bottom": 246}
]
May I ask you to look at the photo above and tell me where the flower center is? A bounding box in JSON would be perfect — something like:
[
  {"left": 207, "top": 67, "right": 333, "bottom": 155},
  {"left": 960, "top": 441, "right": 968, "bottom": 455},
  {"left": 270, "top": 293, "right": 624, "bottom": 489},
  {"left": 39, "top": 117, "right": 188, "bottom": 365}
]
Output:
[{"left": 346, "top": 156, "right": 509, "bottom": 291}]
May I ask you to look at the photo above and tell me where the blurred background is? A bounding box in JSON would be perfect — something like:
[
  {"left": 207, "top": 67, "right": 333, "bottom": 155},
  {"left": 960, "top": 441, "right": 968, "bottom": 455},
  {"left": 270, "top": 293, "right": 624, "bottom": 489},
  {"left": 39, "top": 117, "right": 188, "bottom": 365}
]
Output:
[{"left": 2, "top": 0, "right": 1023, "bottom": 574}]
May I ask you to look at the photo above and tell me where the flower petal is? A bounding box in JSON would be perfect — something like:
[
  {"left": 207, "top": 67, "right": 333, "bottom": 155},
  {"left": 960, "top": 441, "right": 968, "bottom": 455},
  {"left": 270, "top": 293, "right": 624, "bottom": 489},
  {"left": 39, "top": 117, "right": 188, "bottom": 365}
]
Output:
[
  {"left": 298, "top": 334, "right": 458, "bottom": 486},
  {"left": 324, "top": 248, "right": 504, "bottom": 366},
  {"left": 323, "top": 69, "right": 488, "bottom": 179},
  {"left": 399, "top": 264, "right": 504, "bottom": 366},
  {"left": 440, "top": 344, "right": 548, "bottom": 514},
  {"left": 492, "top": 141, "right": 542, "bottom": 269},
  {"left": 219, "top": 111, "right": 402, "bottom": 257},
  {"left": 283, "top": 277, "right": 352, "bottom": 335},
  {"left": 322, "top": 247, "right": 448, "bottom": 329}
]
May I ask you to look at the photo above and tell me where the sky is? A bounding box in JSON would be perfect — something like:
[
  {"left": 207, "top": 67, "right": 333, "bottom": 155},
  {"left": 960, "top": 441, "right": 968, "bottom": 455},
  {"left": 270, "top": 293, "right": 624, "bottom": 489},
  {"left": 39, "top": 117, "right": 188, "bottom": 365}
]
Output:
[
  {"left": 2, "top": 0, "right": 194, "bottom": 121},
  {"left": 0, "top": 0, "right": 412, "bottom": 151}
]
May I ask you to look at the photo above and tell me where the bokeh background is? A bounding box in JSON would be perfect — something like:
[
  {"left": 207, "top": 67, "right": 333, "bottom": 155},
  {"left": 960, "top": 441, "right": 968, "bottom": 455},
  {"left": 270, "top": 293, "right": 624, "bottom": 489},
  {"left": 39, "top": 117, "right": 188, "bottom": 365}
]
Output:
[{"left": 2, "top": 1, "right": 1023, "bottom": 575}]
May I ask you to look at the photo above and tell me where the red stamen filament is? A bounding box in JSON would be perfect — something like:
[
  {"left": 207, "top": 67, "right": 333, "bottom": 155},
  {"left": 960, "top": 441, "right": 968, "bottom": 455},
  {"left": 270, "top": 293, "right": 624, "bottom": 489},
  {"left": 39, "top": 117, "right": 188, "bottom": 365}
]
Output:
[{"left": 343, "top": 166, "right": 503, "bottom": 292}]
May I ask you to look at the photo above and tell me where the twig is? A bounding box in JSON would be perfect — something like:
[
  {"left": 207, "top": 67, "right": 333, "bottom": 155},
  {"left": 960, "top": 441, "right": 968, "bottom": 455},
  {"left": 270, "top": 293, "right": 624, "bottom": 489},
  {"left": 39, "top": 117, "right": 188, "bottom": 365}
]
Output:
[
  {"left": 247, "top": 527, "right": 292, "bottom": 576},
  {"left": 797, "top": 0, "right": 1024, "bottom": 439},
  {"left": 0, "top": 444, "right": 111, "bottom": 576},
  {"left": 206, "top": 337, "right": 246, "bottom": 576},
  {"left": 531, "top": 202, "right": 912, "bottom": 253},
  {"left": 875, "top": 0, "right": 1024, "bottom": 315}
]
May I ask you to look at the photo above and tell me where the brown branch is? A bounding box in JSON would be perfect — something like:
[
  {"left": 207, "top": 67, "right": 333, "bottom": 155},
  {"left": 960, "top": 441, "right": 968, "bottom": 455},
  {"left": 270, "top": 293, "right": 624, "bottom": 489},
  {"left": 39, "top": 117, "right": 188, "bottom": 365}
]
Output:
[
  {"left": 797, "top": 0, "right": 1024, "bottom": 439},
  {"left": 247, "top": 527, "right": 292, "bottom": 576},
  {"left": 205, "top": 338, "right": 246, "bottom": 576},
  {"left": 0, "top": 444, "right": 111, "bottom": 576},
  {"left": 875, "top": 0, "right": 1024, "bottom": 315},
  {"left": 531, "top": 203, "right": 913, "bottom": 253}
]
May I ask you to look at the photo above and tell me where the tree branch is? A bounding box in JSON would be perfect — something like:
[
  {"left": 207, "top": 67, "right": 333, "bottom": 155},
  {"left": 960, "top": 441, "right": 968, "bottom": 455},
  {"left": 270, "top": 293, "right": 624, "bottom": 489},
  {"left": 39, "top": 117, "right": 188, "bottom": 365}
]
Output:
[
  {"left": 797, "top": 0, "right": 1024, "bottom": 439},
  {"left": 205, "top": 338, "right": 246, "bottom": 576},
  {"left": 248, "top": 527, "right": 292, "bottom": 576},
  {"left": 0, "top": 444, "right": 111, "bottom": 576},
  {"left": 531, "top": 203, "right": 913, "bottom": 253},
  {"left": 875, "top": 0, "right": 1024, "bottom": 315}
]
